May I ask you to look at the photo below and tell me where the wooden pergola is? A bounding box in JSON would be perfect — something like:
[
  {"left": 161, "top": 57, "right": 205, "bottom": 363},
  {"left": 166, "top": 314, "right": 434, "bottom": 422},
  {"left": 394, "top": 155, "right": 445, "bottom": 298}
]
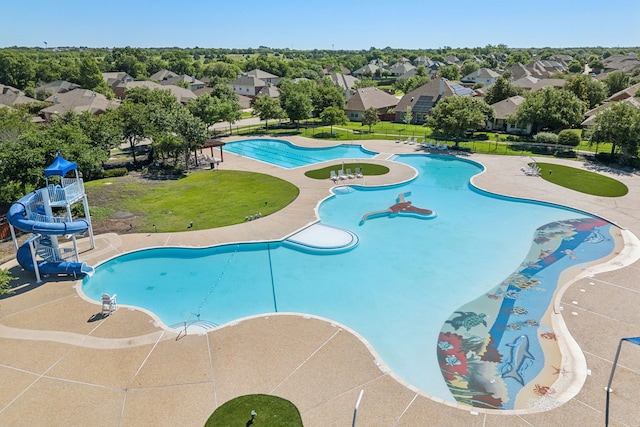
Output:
[{"left": 201, "top": 139, "right": 226, "bottom": 162}]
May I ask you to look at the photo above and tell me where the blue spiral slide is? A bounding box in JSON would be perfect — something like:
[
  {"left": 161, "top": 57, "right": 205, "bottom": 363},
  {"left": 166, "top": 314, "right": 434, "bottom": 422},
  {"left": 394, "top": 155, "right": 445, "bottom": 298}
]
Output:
[{"left": 8, "top": 194, "right": 94, "bottom": 277}]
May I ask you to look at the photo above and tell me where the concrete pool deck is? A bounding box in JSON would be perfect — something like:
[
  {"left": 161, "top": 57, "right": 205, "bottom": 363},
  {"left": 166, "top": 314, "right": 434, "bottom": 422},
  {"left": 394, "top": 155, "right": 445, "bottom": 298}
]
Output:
[{"left": 1, "top": 136, "right": 640, "bottom": 426}]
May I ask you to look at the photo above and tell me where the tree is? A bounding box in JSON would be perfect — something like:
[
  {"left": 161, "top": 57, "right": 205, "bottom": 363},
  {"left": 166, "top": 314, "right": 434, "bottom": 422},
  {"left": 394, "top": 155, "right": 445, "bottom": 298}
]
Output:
[
  {"left": 460, "top": 60, "right": 480, "bottom": 78},
  {"left": 117, "top": 102, "right": 151, "bottom": 163},
  {"left": 252, "top": 95, "right": 285, "bottom": 130},
  {"left": 312, "top": 78, "right": 345, "bottom": 116},
  {"left": 354, "top": 77, "right": 376, "bottom": 89},
  {"left": 427, "top": 96, "right": 494, "bottom": 146},
  {"left": 506, "top": 51, "right": 531, "bottom": 67},
  {"left": 362, "top": 107, "right": 380, "bottom": 132},
  {"left": 484, "top": 76, "right": 519, "bottom": 105},
  {"left": 567, "top": 59, "right": 584, "bottom": 73},
  {"left": 439, "top": 65, "right": 460, "bottom": 81},
  {"left": 604, "top": 71, "right": 631, "bottom": 97},
  {"left": 320, "top": 106, "right": 347, "bottom": 135},
  {"left": 589, "top": 102, "right": 640, "bottom": 160},
  {"left": 396, "top": 74, "right": 431, "bottom": 94},
  {"left": 282, "top": 91, "right": 313, "bottom": 127},
  {"left": 173, "top": 108, "right": 208, "bottom": 168},
  {"left": 587, "top": 55, "right": 605, "bottom": 71},
  {"left": 557, "top": 129, "right": 581, "bottom": 147},
  {"left": 403, "top": 105, "right": 414, "bottom": 127},
  {"left": 511, "top": 88, "right": 585, "bottom": 133},
  {"left": 565, "top": 74, "right": 607, "bottom": 109},
  {"left": 0, "top": 51, "right": 35, "bottom": 89}
]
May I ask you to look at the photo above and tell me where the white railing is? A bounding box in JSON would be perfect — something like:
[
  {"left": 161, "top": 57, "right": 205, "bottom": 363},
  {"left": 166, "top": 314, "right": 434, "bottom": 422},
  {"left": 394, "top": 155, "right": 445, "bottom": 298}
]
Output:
[{"left": 47, "top": 178, "right": 84, "bottom": 206}]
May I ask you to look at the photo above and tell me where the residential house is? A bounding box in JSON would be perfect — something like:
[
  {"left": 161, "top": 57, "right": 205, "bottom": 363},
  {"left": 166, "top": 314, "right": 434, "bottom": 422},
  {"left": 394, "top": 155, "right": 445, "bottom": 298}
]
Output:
[
  {"left": 504, "top": 63, "right": 531, "bottom": 81},
  {"left": 486, "top": 95, "right": 531, "bottom": 134},
  {"left": 150, "top": 69, "right": 179, "bottom": 82},
  {"left": 444, "top": 55, "right": 461, "bottom": 65},
  {"left": 460, "top": 68, "right": 501, "bottom": 87},
  {"left": 607, "top": 82, "right": 640, "bottom": 101},
  {"left": 389, "top": 62, "right": 415, "bottom": 77},
  {"left": 161, "top": 74, "right": 206, "bottom": 91},
  {"left": 256, "top": 83, "right": 281, "bottom": 99},
  {"left": 581, "top": 97, "right": 640, "bottom": 127},
  {"left": 102, "top": 72, "right": 134, "bottom": 90},
  {"left": 36, "top": 80, "right": 80, "bottom": 95},
  {"left": 0, "top": 84, "right": 38, "bottom": 107},
  {"left": 601, "top": 53, "right": 640, "bottom": 74},
  {"left": 40, "top": 89, "right": 120, "bottom": 120},
  {"left": 530, "top": 78, "right": 566, "bottom": 91},
  {"left": 511, "top": 76, "right": 540, "bottom": 91},
  {"left": 228, "top": 75, "right": 266, "bottom": 98},
  {"left": 113, "top": 80, "right": 197, "bottom": 104},
  {"left": 244, "top": 69, "right": 280, "bottom": 85},
  {"left": 352, "top": 63, "right": 381, "bottom": 77},
  {"left": 328, "top": 73, "right": 358, "bottom": 93},
  {"left": 547, "top": 55, "right": 573, "bottom": 67},
  {"left": 394, "top": 78, "right": 461, "bottom": 124},
  {"left": 322, "top": 64, "right": 351, "bottom": 75},
  {"left": 344, "top": 87, "right": 398, "bottom": 122}
]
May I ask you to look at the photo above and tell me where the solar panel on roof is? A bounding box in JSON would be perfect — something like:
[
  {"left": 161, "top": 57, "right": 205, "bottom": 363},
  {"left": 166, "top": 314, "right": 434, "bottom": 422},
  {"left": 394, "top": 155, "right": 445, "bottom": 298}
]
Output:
[
  {"left": 413, "top": 95, "right": 435, "bottom": 113},
  {"left": 450, "top": 84, "right": 475, "bottom": 96}
]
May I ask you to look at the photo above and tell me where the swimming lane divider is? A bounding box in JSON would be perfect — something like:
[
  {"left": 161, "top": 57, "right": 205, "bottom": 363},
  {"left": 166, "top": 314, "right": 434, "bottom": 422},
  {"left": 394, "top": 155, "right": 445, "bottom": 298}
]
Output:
[{"left": 267, "top": 242, "right": 278, "bottom": 312}]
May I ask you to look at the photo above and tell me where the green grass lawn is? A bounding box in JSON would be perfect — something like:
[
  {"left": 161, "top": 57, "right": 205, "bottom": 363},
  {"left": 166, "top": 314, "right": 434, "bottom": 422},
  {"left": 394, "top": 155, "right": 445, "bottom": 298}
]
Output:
[
  {"left": 204, "top": 394, "right": 302, "bottom": 427},
  {"left": 84, "top": 170, "right": 299, "bottom": 233},
  {"left": 304, "top": 162, "right": 390, "bottom": 179},
  {"left": 536, "top": 162, "right": 628, "bottom": 197}
]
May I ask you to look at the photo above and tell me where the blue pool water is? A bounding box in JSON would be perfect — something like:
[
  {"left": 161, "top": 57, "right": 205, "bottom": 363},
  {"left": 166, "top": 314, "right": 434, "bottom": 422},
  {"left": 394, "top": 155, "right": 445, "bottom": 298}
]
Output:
[
  {"left": 83, "top": 152, "right": 615, "bottom": 409},
  {"left": 223, "top": 138, "right": 376, "bottom": 168}
]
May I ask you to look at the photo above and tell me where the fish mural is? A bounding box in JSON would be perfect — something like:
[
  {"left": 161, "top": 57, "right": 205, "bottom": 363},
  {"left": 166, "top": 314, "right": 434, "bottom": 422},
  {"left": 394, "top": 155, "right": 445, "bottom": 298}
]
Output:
[
  {"left": 438, "top": 217, "right": 615, "bottom": 410},
  {"left": 502, "top": 335, "right": 534, "bottom": 385}
]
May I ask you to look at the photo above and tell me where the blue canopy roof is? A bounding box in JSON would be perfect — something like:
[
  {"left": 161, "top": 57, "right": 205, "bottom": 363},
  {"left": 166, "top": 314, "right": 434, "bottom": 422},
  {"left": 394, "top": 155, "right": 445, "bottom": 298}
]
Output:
[{"left": 44, "top": 152, "right": 77, "bottom": 177}]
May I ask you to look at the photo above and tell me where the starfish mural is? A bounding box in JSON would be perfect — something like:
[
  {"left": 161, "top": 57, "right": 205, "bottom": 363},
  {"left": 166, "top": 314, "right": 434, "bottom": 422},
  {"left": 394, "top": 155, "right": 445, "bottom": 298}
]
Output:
[{"left": 360, "top": 192, "right": 435, "bottom": 224}]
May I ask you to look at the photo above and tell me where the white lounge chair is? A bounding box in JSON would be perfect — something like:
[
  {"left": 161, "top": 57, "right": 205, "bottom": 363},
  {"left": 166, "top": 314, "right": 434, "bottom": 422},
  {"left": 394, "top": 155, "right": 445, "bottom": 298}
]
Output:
[
  {"left": 396, "top": 136, "right": 402, "bottom": 143},
  {"left": 101, "top": 293, "right": 117, "bottom": 316},
  {"left": 330, "top": 170, "right": 338, "bottom": 182},
  {"left": 346, "top": 168, "right": 355, "bottom": 179},
  {"left": 427, "top": 141, "right": 435, "bottom": 149},
  {"left": 434, "top": 142, "right": 442, "bottom": 150},
  {"left": 419, "top": 138, "right": 426, "bottom": 145},
  {"left": 405, "top": 136, "right": 412, "bottom": 144},
  {"left": 440, "top": 143, "right": 448, "bottom": 150},
  {"left": 355, "top": 167, "right": 363, "bottom": 178},
  {"left": 338, "top": 170, "right": 347, "bottom": 180}
]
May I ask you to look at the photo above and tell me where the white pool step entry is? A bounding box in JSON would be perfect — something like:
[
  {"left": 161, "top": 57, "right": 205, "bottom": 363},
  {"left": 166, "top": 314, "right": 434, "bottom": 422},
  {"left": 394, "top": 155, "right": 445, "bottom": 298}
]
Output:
[{"left": 284, "top": 223, "right": 359, "bottom": 254}]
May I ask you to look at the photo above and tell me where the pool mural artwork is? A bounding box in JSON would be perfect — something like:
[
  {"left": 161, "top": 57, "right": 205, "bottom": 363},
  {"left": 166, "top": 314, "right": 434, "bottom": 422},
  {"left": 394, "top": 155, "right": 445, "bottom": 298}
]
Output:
[
  {"left": 438, "top": 217, "right": 612, "bottom": 410},
  {"left": 82, "top": 139, "right": 620, "bottom": 412}
]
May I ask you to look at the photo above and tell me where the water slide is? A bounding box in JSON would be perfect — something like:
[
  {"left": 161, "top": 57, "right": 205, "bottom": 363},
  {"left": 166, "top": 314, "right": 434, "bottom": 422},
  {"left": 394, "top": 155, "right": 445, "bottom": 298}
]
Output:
[{"left": 8, "top": 193, "right": 94, "bottom": 277}]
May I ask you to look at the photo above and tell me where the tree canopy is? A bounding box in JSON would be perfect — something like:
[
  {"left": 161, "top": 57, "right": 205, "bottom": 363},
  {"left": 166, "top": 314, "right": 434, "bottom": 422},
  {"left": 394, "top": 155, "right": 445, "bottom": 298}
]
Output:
[
  {"left": 427, "top": 96, "right": 494, "bottom": 146},
  {"left": 511, "top": 88, "right": 585, "bottom": 133},
  {"left": 589, "top": 102, "right": 640, "bottom": 159}
]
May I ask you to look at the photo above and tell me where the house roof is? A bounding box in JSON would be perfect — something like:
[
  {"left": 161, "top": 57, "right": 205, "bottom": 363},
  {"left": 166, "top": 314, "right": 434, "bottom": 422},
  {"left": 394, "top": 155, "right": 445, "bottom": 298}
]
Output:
[
  {"left": 607, "top": 82, "right": 640, "bottom": 101},
  {"left": 581, "top": 97, "right": 640, "bottom": 126},
  {"left": 395, "top": 78, "right": 458, "bottom": 114},
  {"left": 150, "top": 69, "right": 179, "bottom": 82},
  {"left": 345, "top": 87, "right": 398, "bottom": 111},
  {"left": 161, "top": 74, "right": 206, "bottom": 87},
  {"left": 256, "top": 84, "right": 280, "bottom": 98},
  {"left": 352, "top": 63, "right": 380, "bottom": 75},
  {"left": 114, "top": 81, "right": 197, "bottom": 104},
  {"left": 461, "top": 68, "right": 501, "bottom": 81},
  {"left": 229, "top": 75, "right": 266, "bottom": 87},
  {"left": 490, "top": 95, "right": 525, "bottom": 120},
  {"left": 322, "top": 64, "right": 351, "bottom": 75},
  {"left": 530, "top": 78, "right": 566, "bottom": 91},
  {"left": 512, "top": 76, "right": 540, "bottom": 89},
  {"left": 102, "top": 72, "right": 134, "bottom": 89},
  {"left": 245, "top": 69, "right": 279, "bottom": 79},
  {"left": 328, "top": 73, "right": 358, "bottom": 91},
  {"left": 41, "top": 89, "right": 120, "bottom": 117},
  {"left": 0, "top": 85, "right": 38, "bottom": 106},
  {"left": 37, "top": 80, "right": 80, "bottom": 93},
  {"left": 390, "top": 62, "right": 415, "bottom": 75}
]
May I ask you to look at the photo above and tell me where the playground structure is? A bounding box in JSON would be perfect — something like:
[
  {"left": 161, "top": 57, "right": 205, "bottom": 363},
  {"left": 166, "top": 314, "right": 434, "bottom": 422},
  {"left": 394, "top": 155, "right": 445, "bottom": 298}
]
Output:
[{"left": 7, "top": 152, "right": 95, "bottom": 282}]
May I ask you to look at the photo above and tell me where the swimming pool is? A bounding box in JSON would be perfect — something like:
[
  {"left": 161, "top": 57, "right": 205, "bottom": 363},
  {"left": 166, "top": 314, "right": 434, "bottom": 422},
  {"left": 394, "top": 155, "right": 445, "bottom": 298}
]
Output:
[
  {"left": 82, "top": 152, "right": 616, "bottom": 410},
  {"left": 223, "top": 138, "right": 376, "bottom": 168}
]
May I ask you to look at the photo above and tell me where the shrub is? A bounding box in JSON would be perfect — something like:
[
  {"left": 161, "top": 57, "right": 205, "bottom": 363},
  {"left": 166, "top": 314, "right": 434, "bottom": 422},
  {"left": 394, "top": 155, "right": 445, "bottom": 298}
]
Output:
[
  {"left": 103, "top": 168, "right": 128, "bottom": 178},
  {"left": 533, "top": 132, "right": 558, "bottom": 144},
  {"left": 557, "top": 129, "right": 581, "bottom": 147},
  {"left": 0, "top": 269, "right": 15, "bottom": 298}
]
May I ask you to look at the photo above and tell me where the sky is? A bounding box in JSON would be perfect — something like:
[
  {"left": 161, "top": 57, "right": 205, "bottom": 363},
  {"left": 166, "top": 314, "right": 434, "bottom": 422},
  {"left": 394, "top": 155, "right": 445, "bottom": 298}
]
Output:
[{"left": 2, "top": 0, "right": 639, "bottom": 50}]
